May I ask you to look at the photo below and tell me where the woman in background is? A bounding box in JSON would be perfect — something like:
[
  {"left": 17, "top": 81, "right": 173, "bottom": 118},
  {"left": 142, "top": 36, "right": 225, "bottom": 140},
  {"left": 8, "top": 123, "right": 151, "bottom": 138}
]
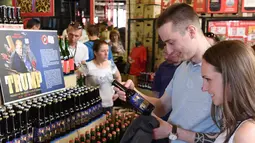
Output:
[{"left": 80, "top": 40, "right": 121, "bottom": 113}]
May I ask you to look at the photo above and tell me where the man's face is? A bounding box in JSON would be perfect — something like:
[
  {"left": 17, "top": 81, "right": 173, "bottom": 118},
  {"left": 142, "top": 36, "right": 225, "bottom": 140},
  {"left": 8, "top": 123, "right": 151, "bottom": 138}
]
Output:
[
  {"left": 32, "top": 24, "right": 40, "bottom": 30},
  {"left": 68, "top": 28, "right": 82, "bottom": 44},
  {"left": 15, "top": 42, "right": 23, "bottom": 56},
  {"left": 158, "top": 22, "right": 198, "bottom": 62}
]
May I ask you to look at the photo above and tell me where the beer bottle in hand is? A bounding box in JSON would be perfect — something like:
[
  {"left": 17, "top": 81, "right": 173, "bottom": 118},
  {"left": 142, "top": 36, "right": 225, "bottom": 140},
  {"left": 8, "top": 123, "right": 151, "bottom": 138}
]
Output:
[{"left": 112, "top": 80, "right": 155, "bottom": 115}]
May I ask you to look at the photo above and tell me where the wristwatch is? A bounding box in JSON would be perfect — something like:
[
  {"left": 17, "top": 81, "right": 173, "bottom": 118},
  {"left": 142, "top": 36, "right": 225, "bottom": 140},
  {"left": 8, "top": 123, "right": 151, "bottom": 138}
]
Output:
[{"left": 169, "top": 124, "right": 178, "bottom": 140}]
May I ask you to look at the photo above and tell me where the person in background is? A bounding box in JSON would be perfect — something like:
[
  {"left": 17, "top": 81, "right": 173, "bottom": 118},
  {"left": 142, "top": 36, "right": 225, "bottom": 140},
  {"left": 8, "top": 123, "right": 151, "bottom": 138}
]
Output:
[
  {"left": 62, "top": 22, "right": 89, "bottom": 43},
  {"left": 109, "top": 30, "right": 126, "bottom": 73},
  {"left": 115, "top": 3, "right": 220, "bottom": 143},
  {"left": 152, "top": 46, "right": 181, "bottom": 121},
  {"left": 85, "top": 24, "right": 113, "bottom": 62},
  {"left": 128, "top": 41, "right": 147, "bottom": 76},
  {"left": 205, "top": 32, "right": 220, "bottom": 46},
  {"left": 26, "top": 18, "right": 40, "bottom": 30},
  {"left": 67, "top": 21, "right": 89, "bottom": 67},
  {"left": 202, "top": 40, "right": 255, "bottom": 143},
  {"left": 80, "top": 40, "right": 121, "bottom": 113}
]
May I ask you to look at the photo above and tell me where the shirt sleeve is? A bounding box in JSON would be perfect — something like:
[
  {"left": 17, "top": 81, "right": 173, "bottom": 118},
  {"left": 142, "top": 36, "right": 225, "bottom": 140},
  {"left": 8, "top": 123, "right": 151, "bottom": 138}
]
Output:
[
  {"left": 108, "top": 46, "right": 114, "bottom": 61},
  {"left": 82, "top": 44, "right": 89, "bottom": 61},
  {"left": 110, "top": 60, "right": 118, "bottom": 74},
  {"left": 165, "top": 78, "right": 174, "bottom": 97}
]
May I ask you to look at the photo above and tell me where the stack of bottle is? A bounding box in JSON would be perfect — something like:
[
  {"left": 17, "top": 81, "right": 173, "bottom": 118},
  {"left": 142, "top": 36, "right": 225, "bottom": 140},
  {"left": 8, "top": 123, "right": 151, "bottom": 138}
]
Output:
[
  {"left": 0, "top": 5, "right": 23, "bottom": 29},
  {"left": 137, "top": 72, "right": 155, "bottom": 90},
  {"left": 0, "top": 85, "right": 102, "bottom": 143},
  {"left": 69, "top": 111, "right": 139, "bottom": 143},
  {"left": 58, "top": 36, "right": 76, "bottom": 76}
]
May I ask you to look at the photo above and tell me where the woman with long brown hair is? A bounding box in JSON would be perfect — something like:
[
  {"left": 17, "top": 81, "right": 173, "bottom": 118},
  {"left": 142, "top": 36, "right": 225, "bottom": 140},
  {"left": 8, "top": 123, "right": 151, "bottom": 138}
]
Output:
[{"left": 201, "top": 40, "right": 255, "bottom": 143}]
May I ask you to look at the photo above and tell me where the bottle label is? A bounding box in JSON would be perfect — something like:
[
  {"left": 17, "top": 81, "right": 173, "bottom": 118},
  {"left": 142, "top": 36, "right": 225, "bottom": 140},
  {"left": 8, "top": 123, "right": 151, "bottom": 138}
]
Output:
[
  {"left": 81, "top": 111, "right": 85, "bottom": 124},
  {"left": 27, "top": 132, "right": 33, "bottom": 143},
  {"left": 56, "top": 121, "right": 61, "bottom": 134},
  {"left": 21, "top": 134, "right": 28, "bottom": 142},
  {"left": 13, "top": 138, "right": 21, "bottom": 143},
  {"left": 51, "top": 123, "right": 56, "bottom": 138},
  {"left": 84, "top": 110, "right": 89, "bottom": 123},
  {"left": 130, "top": 93, "right": 150, "bottom": 113},
  {"left": 75, "top": 112, "right": 81, "bottom": 126},
  {"left": 35, "top": 127, "right": 45, "bottom": 142},
  {"left": 45, "top": 125, "right": 51, "bottom": 140},
  {"left": 60, "top": 119, "right": 66, "bottom": 133},
  {"left": 71, "top": 115, "right": 76, "bottom": 128},
  {"left": 65, "top": 117, "right": 71, "bottom": 131}
]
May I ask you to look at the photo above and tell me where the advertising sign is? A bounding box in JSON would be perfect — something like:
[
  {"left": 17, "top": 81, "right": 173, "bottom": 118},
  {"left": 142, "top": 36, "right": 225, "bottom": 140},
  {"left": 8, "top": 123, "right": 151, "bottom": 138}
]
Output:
[
  {"left": 241, "top": 0, "right": 255, "bottom": 12},
  {"left": 208, "top": 20, "right": 255, "bottom": 46},
  {"left": 0, "top": 29, "right": 65, "bottom": 104}
]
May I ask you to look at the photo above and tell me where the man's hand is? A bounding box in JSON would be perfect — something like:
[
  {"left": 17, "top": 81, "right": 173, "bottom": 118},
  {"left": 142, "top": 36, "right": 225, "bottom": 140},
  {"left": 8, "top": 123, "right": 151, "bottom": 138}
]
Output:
[
  {"left": 113, "top": 79, "right": 135, "bottom": 102},
  {"left": 112, "top": 94, "right": 119, "bottom": 101},
  {"left": 152, "top": 115, "right": 172, "bottom": 140}
]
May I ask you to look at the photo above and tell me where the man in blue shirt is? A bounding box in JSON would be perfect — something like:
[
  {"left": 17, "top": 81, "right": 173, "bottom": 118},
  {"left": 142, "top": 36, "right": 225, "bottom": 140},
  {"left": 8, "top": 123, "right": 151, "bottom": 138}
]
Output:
[
  {"left": 115, "top": 3, "right": 220, "bottom": 143},
  {"left": 152, "top": 46, "right": 181, "bottom": 121},
  {"left": 84, "top": 24, "right": 113, "bottom": 62}
]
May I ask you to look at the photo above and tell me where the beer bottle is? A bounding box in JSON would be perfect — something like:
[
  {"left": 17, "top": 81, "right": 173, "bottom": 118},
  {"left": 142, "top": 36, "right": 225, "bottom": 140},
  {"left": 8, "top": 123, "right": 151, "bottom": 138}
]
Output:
[
  {"left": 0, "top": 6, "right": 3, "bottom": 26},
  {"left": 105, "top": 127, "right": 110, "bottom": 135},
  {"left": 34, "top": 105, "right": 45, "bottom": 143},
  {"left": 11, "top": 7, "right": 17, "bottom": 24},
  {"left": 120, "top": 124, "right": 126, "bottom": 139},
  {"left": 96, "top": 132, "right": 101, "bottom": 141},
  {"left": 58, "top": 97, "right": 66, "bottom": 135},
  {"left": 15, "top": 110, "right": 22, "bottom": 142},
  {"left": 2, "top": 5, "right": 8, "bottom": 24},
  {"left": 99, "top": 123, "right": 104, "bottom": 132},
  {"left": 107, "top": 133, "right": 112, "bottom": 143},
  {"left": 112, "top": 131, "right": 117, "bottom": 143},
  {"left": 85, "top": 131, "right": 90, "bottom": 140},
  {"left": 110, "top": 124, "right": 114, "bottom": 132},
  {"left": 69, "top": 139, "right": 74, "bottom": 143},
  {"left": 16, "top": 7, "right": 23, "bottom": 24},
  {"left": 7, "top": 111, "right": 16, "bottom": 142},
  {"left": 80, "top": 133, "right": 85, "bottom": 142},
  {"left": 1, "top": 114, "right": 8, "bottom": 142},
  {"left": 90, "top": 128, "right": 96, "bottom": 137},
  {"left": 95, "top": 125, "right": 100, "bottom": 133},
  {"left": 0, "top": 115, "right": 5, "bottom": 142},
  {"left": 91, "top": 136, "right": 96, "bottom": 143},
  {"left": 86, "top": 139, "right": 91, "bottom": 143},
  {"left": 6, "top": 6, "right": 13, "bottom": 24},
  {"left": 53, "top": 98, "right": 61, "bottom": 137},
  {"left": 112, "top": 80, "right": 155, "bottom": 115},
  {"left": 116, "top": 128, "right": 121, "bottom": 142},
  {"left": 101, "top": 129, "right": 107, "bottom": 139},
  {"left": 102, "top": 138, "right": 107, "bottom": 143},
  {"left": 75, "top": 137, "right": 80, "bottom": 143}
]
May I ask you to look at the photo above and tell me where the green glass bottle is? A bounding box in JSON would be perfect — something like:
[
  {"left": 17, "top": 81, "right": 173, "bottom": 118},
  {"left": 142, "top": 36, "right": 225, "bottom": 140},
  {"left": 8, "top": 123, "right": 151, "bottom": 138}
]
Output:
[
  {"left": 85, "top": 131, "right": 90, "bottom": 140},
  {"left": 80, "top": 134, "right": 85, "bottom": 142},
  {"left": 107, "top": 134, "right": 112, "bottom": 143}
]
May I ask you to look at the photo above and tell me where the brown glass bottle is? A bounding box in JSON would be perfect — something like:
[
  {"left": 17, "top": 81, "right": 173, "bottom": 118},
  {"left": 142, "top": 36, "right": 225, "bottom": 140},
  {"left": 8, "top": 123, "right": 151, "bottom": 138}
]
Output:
[{"left": 112, "top": 80, "right": 155, "bottom": 115}]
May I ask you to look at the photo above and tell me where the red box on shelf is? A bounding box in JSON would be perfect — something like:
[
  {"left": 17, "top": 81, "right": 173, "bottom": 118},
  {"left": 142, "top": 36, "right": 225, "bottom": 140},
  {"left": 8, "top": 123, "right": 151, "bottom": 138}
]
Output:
[
  {"left": 207, "top": 0, "right": 238, "bottom": 14},
  {"left": 241, "top": 0, "right": 255, "bottom": 13}
]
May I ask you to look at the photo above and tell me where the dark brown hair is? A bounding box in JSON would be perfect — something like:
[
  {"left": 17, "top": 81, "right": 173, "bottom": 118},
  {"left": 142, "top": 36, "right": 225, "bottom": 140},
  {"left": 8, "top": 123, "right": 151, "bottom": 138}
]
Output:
[
  {"left": 93, "top": 40, "right": 108, "bottom": 59},
  {"left": 157, "top": 3, "right": 200, "bottom": 34},
  {"left": 203, "top": 40, "right": 255, "bottom": 143},
  {"left": 87, "top": 24, "right": 99, "bottom": 36}
]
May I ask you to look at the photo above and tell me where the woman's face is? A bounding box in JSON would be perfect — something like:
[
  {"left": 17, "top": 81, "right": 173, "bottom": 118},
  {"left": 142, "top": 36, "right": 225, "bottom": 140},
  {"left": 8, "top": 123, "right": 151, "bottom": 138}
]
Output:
[
  {"left": 111, "top": 34, "right": 118, "bottom": 42},
  {"left": 201, "top": 59, "right": 224, "bottom": 106},
  {"left": 95, "top": 44, "right": 109, "bottom": 61}
]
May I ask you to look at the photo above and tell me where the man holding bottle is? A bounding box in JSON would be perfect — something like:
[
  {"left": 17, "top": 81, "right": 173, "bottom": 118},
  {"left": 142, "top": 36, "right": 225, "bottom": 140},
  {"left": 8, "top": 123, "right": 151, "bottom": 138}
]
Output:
[{"left": 115, "top": 3, "right": 220, "bottom": 143}]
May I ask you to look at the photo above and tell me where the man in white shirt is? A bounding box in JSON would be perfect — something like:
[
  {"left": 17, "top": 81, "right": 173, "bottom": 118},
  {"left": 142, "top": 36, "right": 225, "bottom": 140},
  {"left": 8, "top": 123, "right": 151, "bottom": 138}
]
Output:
[{"left": 67, "top": 22, "right": 89, "bottom": 67}]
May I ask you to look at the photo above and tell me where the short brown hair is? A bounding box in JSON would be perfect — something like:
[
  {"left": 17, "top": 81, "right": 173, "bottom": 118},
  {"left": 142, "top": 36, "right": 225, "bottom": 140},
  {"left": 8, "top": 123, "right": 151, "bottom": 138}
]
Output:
[
  {"left": 157, "top": 3, "right": 200, "bottom": 33},
  {"left": 87, "top": 24, "right": 99, "bottom": 36}
]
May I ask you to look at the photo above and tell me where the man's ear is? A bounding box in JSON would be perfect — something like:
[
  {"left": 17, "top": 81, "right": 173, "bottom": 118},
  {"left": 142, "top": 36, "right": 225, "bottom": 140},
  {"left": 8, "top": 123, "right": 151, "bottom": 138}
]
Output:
[{"left": 186, "top": 25, "right": 197, "bottom": 39}]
